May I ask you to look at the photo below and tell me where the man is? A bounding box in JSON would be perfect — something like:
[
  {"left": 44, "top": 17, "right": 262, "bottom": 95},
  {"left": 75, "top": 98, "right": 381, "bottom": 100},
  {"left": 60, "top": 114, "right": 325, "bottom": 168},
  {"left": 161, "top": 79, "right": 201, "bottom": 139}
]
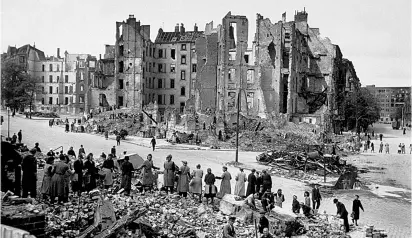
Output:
[
  {"left": 379, "top": 134, "right": 383, "bottom": 141},
  {"left": 111, "top": 146, "right": 116, "bottom": 157},
  {"left": 78, "top": 145, "right": 85, "bottom": 157},
  {"left": 116, "top": 134, "right": 121, "bottom": 146},
  {"left": 47, "top": 148, "right": 55, "bottom": 157},
  {"left": 246, "top": 169, "right": 256, "bottom": 197},
  {"left": 150, "top": 136, "right": 156, "bottom": 151},
  {"left": 121, "top": 156, "right": 134, "bottom": 196},
  {"left": 258, "top": 212, "right": 269, "bottom": 234},
  {"left": 255, "top": 172, "right": 263, "bottom": 199},
  {"left": 379, "top": 142, "right": 383, "bottom": 153},
  {"left": 312, "top": 184, "right": 322, "bottom": 210},
  {"left": 261, "top": 228, "right": 273, "bottom": 238},
  {"left": 261, "top": 170, "right": 272, "bottom": 197},
  {"left": 34, "top": 142, "right": 41, "bottom": 152},
  {"left": 67, "top": 147, "right": 76, "bottom": 158},
  {"left": 222, "top": 216, "right": 236, "bottom": 238},
  {"left": 17, "top": 130, "right": 22, "bottom": 144},
  {"left": 261, "top": 190, "right": 275, "bottom": 212},
  {"left": 11, "top": 133, "right": 17, "bottom": 144},
  {"left": 334, "top": 198, "right": 349, "bottom": 232},
  {"left": 22, "top": 148, "right": 37, "bottom": 198},
  {"left": 274, "top": 189, "right": 285, "bottom": 208},
  {"left": 163, "top": 154, "right": 177, "bottom": 194}
]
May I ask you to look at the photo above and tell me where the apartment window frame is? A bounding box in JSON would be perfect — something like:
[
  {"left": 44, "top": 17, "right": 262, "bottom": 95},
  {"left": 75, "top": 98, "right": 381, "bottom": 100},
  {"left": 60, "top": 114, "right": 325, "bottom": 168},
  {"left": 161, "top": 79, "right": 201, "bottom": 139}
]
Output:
[
  {"left": 181, "top": 44, "right": 186, "bottom": 51},
  {"left": 65, "top": 75, "right": 68, "bottom": 83},
  {"left": 192, "top": 63, "right": 197, "bottom": 72},
  {"left": 180, "top": 86, "right": 186, "bottom": 96},
  {"left": 158, "top": 78, "right": 162, "bottom": 89},
  {"left": 170, "top": 95, "right": 175, "bottom": 105},
  {"left": 170, "top": 64, "right": 176, "bottom": 73},
  {"left": 49, "top": 86, "right": 53, "bottom": 94},
  {"left": 181, "top": 55, "right": 187, "bottom": 64},
  {"left": 49, "top": 75, "right": 53, "bottom": 83},
  {"left": 49, "top": 64, "right": 53, "bottom": 72},
  {"left": 181, "top": 70, "right": 186, "bottom": 80},
  {"left": 170, "top": 79, "right": 175, "bottom": 89}
]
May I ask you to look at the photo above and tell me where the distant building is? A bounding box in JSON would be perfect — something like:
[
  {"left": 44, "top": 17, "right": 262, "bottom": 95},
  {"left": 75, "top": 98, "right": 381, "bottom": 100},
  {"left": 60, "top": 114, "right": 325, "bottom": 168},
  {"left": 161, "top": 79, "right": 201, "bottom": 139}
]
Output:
[{"left": 364, "top": 85, "right": 411, "bottom": 124}]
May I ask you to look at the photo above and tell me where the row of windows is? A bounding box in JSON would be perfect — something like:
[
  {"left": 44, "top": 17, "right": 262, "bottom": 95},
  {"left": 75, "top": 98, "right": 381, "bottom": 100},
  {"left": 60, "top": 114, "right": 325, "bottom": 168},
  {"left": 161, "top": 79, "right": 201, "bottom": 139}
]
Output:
[
  {"left": 145, "top": 44, "right": 187, "bottom": 59},
  {"left": 147, "top": 86, "right": 186, "bottom": 98},
  {"left": 41, "top": 96, "right": 83, "bottom": 105},
  {"left": 145, "top": 62, "right": 196, "bottom": 74},
  {"left": 41, "top": 75, "right": 70, "bottom": 83},
  {"left": 42, "top": 64, "right": 60, "bottom": 72},
  {"left": 42, "top": 85, "right": 81, "bottom": 94}
]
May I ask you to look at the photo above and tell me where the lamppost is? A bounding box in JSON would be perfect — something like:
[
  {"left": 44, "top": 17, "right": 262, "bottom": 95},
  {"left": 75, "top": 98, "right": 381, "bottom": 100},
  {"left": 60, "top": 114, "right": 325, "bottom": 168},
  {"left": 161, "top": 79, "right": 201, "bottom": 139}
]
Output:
[
  {"left": 7, "top": 107, "right": 10, "bottom": 139},
  {"left": 235, "top": 41, "right": 244, "bottom": 163}
]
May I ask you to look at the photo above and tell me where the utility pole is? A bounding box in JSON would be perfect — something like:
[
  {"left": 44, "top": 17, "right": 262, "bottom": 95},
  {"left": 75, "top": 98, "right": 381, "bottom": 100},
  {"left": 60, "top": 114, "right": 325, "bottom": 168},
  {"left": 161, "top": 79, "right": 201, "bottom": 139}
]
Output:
[
  {"left": 235, "top": 41, "right": 243, "bottom": 163},
  {"left": 7, "top": 107, "right": 10, "bottom": 139}
]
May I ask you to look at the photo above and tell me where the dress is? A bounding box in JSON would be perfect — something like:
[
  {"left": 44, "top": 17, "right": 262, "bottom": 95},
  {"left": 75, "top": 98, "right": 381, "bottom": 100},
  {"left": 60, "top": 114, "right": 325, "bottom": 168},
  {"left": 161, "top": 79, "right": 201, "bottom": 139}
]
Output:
[
  {"left": 190, "top": 169, "right": 203, "bottom": 194},
  {"left": 234, "top": 171, "right": 247, "bottom": 197},
  {"left": 72, "top": 159, "right": 84, "bottom": 193},
  {"left": 352, "top": 199, "right": 364, "bottom": 220},
  {"left": 40, "top": 164, "right": 53, "bottom": 195},
  {"left": 246, "top": 173, "right": 256, "bottom": 197},
  {"left": 163, "top": 161, "right": 176, "bottom": 187},
  {"left": 121, "top": 161, "right": 134, "bottom": 192},
  {"left": 84, "top": 160, "right": 97, "bottom": 191},
  {"left": 50, "top": 161, "right": 70, "bottom": 198},
  {"left": 218, "top": 171, "right": 232, "bottom": 198},
  {"left": 177, "top": 165, "right": 191, "bottom": 193},
  {"left": 140, "top": 160, "right": 158, "bottom": 187},
  {"left": 274, "top": 193, "right": 285, "bottom": 208},
  {"left": 261, "top": 173, "right": 272, "bottom": 193},
  {"left": 204, "top": 173, "right": 217, "bottom": 198}
]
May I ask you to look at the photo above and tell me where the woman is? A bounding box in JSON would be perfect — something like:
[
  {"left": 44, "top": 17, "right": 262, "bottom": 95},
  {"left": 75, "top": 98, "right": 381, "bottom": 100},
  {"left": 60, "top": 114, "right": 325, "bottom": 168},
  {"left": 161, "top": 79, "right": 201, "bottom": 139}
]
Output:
[
  {"left": 204, "top": 168, "right": 217, "bottom": 205},
  {"left": 163, "top": 155, "right": 177, "bottom": 194},
  {"left": 352, "top": 195, "right": 364, "bottom": 226},
  {"left": 177, "top": 161, "right": 191, "bottom": 198},
  {"left": 138, "top": 154, "right": 159, "bottom": 192},
  {"left": 40, "top": 156, "right": 55, "bottom": 201},
  {"left": 255, "top": 171, "right": 263, "bottom": 199},
  {"left": 246, "top": 169, "right": 256, "bottom": 197},
  {"left": 72, "top": 154, "right": 84, "bottom": 195},
  {"left": 63, "top": 155, "right": 72, "bottom": 195},
  {"left": 216, "top": 166, "right": 232, "bottom": 199},
  {"left": 50, "top": 155, "right": 72, "bottom": 204},
  {"left": 304, "top": 191, "right": 311, "bottom": 208},
  {"left": 292, "top": 195, "right": 300, "bottom": 214},
  {"left": 84, "top": 153, "right": 97, "bottom": 192},
  {"left": 190, "top": 164, "right": 203, "bottom": 202},
  {"left": 234, "top": 168, "right": 247, "bottom": 198},
  {"left": 274, "top": 189, "right": 285, "bottom": 208}
]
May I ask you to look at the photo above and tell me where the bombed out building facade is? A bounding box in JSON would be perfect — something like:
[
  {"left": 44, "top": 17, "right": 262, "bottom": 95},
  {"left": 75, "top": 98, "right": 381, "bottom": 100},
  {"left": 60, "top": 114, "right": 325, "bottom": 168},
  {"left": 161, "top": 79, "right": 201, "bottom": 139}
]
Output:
[{"left": 85, "top": 11, "right": 359, "bottom": 133}]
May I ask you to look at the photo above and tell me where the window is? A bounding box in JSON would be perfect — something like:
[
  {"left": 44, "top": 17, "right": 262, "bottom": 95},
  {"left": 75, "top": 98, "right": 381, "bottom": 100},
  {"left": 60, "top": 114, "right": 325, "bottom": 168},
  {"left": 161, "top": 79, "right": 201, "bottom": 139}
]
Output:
[
  {"left": 56, "top": 87, "right": 59, "bottom": 94},
  {"left": 181, "top": 70, "right": 186, "bottom": 80},
  {"left": 244, "top": 54, "right": 249, "bottom": 64},
  {"left": 117, "top": 96, "right": 123, "bottom": 106},
  {"left": 180, "top": 102, "right": 185, "bottom": 113},
  {"left": 65, "top": 86, "right": 68, "bottom": 94},
  {"left": 41, "top": 98, "right": 45, "bottom": 105},
  {"left": 171, "top": 49, "right": 176, "bottom": 59},
  {"left": 49, "top": 64, "right": 53, "bottom": 71},
  {"left": 57, "top": 64, "right": 60, "bottom": 72},
  {"left": 170, "top": 95, "right": 175, "bottom": 104},
  {"left": 42, "top": 65, "right": 45, "bottom": 72},
  {"left": 42, "top": 87, "right": 44, "bottom": 93},
  {"left": 79, "top": 96, "right": 84, "bottom": 103},
  {"left": 158, "top": 49, "right": 163, "bottom": 58},
  {"left": 80, "top": 85, "right": 84, "bottom": 91},
  {"left": 65, "top": 75, "right": 68, "bottom": 83},
  {"left": 158, "top": 63, "right": 163, "bottom": 73},
  {"left": 65, "top": 97, "right": 69, "bottom": 105},
  {"left": 119, "top": 79, "right": 124, "bottom": 89},
  {"left": 180, "top": 86, "right": 186, "bottom": 96},
  {"left": 170, "top": 64, "right": 176, "bottom": 73},
  {"left": 228, "top": 69, "right": 235, "bottom": 81},
  {"left": 192, "top": 64, "right": 197, "bottom": 72},
  {"left": 149, "top": 78, "right": 152, "bottom": 89},
  {"left": 158, "top": 78, "right": 162, "bottom": 88},
  {"left": 170, "top": 79, "right": 175, "bottom": 88},
  {"left": 181, "top": 44, "right": 186, "bottom": 50},
  {"left": 247, "top": 69, "right": 254, "bottom": 83},
  {"left": 19, "top": 56, "right": 25, "bottom": 63},
  {"left": 41, "top": 76, "right": 44, "bottom": 83},
  {"left": 49, "top": 86, "right": 53, "bottom": 94},
  {"left": 49, "top": 75, "right": 53, "bottom": 83},
  {"left": 119, "top": 61, "right": 124, "bottom": 73},
  {"left": 49, "top": 97, "right": 52, "bottom": 105},
  {"left": 56, "top": 76, "right": 60, "bottom": 83},
  {"left": 158, "top": 95, "right": 163, "bottom": 105},
  {"left": 56, "top": 98, "right": 59, "bottom": 105},
  {"left": 181, "top": 55, "right": 186, "bottom": 64}
]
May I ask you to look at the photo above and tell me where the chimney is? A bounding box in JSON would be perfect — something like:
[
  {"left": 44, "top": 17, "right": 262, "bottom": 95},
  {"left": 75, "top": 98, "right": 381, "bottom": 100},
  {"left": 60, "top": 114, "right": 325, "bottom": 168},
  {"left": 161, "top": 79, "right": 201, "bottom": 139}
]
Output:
[
  {"left": 175, "top": 23, "right": 179, "bottom": 32},
  {"left": 99, "top": 54, "right": 102, "bottom": 60},
  {"left": 57, "top": 48, "right": 60, "bottom": 58},
  {"left": 129, "top": 14, "right": 135, "bottom": 19},
  {"left": 180, "top": 23, "right": 185, "bottom": 34},
  {"left": 194, "top": 23, "right": 198, "bottom": 32}
]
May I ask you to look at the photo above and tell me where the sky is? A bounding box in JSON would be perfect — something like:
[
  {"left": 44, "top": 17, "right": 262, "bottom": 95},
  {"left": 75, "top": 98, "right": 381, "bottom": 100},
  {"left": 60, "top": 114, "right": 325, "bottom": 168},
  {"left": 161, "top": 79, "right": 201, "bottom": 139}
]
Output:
[{"left": 1, "top": 0, "right": 411, "bottom": 87}]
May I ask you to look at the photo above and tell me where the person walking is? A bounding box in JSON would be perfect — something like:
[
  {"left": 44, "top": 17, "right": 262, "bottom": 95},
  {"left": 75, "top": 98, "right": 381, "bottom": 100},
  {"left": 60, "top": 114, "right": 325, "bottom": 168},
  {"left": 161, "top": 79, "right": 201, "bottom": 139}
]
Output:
[
  {"left": 261, "top": 170, "right": 272, "bottom": 197},
  {"left": 138, "top": 154, "right": 159, "bottom": 192},
  {"left": 78, "top": 145, "right": 85, "bottom": 157},
  {"left": 403, "top": 127, "right": 406, "bottom": 135},
  {"left": 40, "top": 156, "right": 54, "bottom": 201},
  {"left": 163, "top": 155, "right": 177, "bottom": 194},
  {"left": 111, "top": 146, "right": 116, "bottom": 157},
  {"left": 150, "top": 136, "right": 156, "bottom": 151},
  {"left": 398, "top": 143, "right": 402, "bottom": 154},
  {"left": 216, "top": 166, "right": 232, "bottom": 199},
  {"left": 370, "top": 142, "right": 374, "bottom": 153},
  {"left": 121, "top": 156, "right": 134, "bottom": 196},
  {"left": 379, "top": 133, "right": 383, "bottom": 141},
  {"left": 401, "top": 143, "right": 405, "bottom": 154},
  {"left": 177, "top": 161, "right": 191, "bottom": 198},
  {"left": 190, "top": 164, "right": 203, "bottom": 203},
  {"left": 385, "top": 142, "right": 390, "bottom": 154},
  {"left": 352, "top": 195, "right": 364, "bottom": 226},
  {"left": 223, "top": 217, "right": 236, "bottom": 238},
  {"left": 84, "top": 153, "right": 97, "bottom": 192},
  {"left": 50, "top": 155, "right": 72, "bottom": 203},
  {"left": 234, "top": 168, "right": 247, "bottom": 198},
  {"left": 379, "top": 142, "right": 383, "bottom": 153},
  {"left": 312, "top": 184, "right": 322, "bottom": 211},
  {"left": 204, "top": 168, "right": 217, "bottom": 205},
  {"left": 17, "top": 130, "right": 22, "bottom": 144},
  {"left": 22, "top": 148, "right": 38, "bottom": 198},
  {"left": 274, "top": 189, "right": 285, "bottom": 208},
  {"left": 258, "top": 212, "right": 269, "bottom": 234},
  {"left": 116, "top": 134, "right": 121, "bottom": 146},
  {"left": 105, "top": 130, "right": 109, "bottom": 140},
  {"left": 65, "top": 123, "right": 70, "bottom": 133},
  {"left": 334, "top": 198, "right": 350, "bottom": 233},
  {"left": 246, "top": 169, "right": 256, "bottom": 197},
  {"left": 72, "top": 155, "right": 84, "bottom": 196},
  {"left": 256, "top": 171, "right": 263, "bottom": 199}
]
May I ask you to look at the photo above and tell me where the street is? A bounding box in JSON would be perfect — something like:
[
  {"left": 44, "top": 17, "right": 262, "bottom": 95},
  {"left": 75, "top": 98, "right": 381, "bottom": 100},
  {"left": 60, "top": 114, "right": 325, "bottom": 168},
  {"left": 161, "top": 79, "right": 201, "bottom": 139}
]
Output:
[{"left": 1, "top": 113, "right": 411, "bottom": 237}]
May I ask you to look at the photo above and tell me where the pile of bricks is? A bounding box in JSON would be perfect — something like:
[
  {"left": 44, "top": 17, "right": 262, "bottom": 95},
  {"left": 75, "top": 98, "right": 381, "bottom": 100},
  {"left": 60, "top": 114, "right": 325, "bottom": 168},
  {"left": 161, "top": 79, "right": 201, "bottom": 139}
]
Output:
[
  {"left": 1, "top": 211, "right": 46, "bottom": 238},
  {"left": 365, "top": 226, "right": 388, "bottom": 238}
]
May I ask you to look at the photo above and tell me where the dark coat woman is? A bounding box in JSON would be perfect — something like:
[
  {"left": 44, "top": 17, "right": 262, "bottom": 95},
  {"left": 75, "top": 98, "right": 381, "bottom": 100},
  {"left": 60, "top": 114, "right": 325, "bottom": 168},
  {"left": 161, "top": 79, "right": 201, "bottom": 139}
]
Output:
[
  {"left": 41, "top": 156, "right": 55, "bottom": 199},
  {"left": 255, "top": 172, "right": 263, "bottom": 198},
  {"left": 50, "top": 156, "right": 71, "bottom": 203},
  {"left": 246, "top": 170, "right": 257, "bottom": 197},
  {"left": 352, "top": 195, "right": 364, "bottom": 226},
  {"left": 121, "top": 156, "right": 134, "bottom": 195},
  {"left": 84, "top": 153, "right": 97, "bottom": 191},
  {"left": 72, "top": 157, "right": 84, "bottom": 195},
  {"left": 204, "top": 168, "right": 217, "bottom": 204},
  {"left": 22, "top": 149, "right": 38, "bottom": 198}
]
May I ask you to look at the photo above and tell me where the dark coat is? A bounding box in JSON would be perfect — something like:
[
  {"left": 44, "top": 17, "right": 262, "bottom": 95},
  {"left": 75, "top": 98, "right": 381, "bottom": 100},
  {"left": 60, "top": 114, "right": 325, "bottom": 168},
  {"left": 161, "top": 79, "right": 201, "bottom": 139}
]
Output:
[
  {"left": 312, "top": 188, "right": 321, "bottom": 201},
  {"left": 151, "top": 138, "right": 156, "bottom": 145},
  {"left": 67, "top": 149, "right": 76, "bottom": 158},
  {"left": 78, "top": 148, "right": 85, "bottom": 156},
  {"left": 262, "top": 173, "right": 272, "bottom": 189},
  {"left": 246, "top": 173, "right": 256, "bottom": 196},
  {"left": 336, "top": 201, "right": 348, "bottom": 218},
  {"left": 17, "top": 131, "right": 22, "bottom": 140},
  {"left": 256, "top": 175, "right": 263, "bottom": 193},
  {"left": 352, "top": 199, "right": 364, "bottom": 220},
  {"left": 22, "top": 154, "right": 37, "bottom": 189},
  {"left": 258, "top": 216, "right": 269, "bottom": 233}
]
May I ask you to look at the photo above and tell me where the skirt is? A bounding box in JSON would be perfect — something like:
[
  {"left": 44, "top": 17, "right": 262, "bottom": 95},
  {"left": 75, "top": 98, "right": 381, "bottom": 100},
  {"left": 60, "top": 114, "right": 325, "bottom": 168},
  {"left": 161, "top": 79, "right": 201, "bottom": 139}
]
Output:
[
  {"left": 40, "top": 176, "right": 52, "bottom": 195},
  {"left": 204, "top": 185, "right": 217, "bottom": 198},
  {"left": 50, "top": 174, "right": 68, "bottom": 197}
]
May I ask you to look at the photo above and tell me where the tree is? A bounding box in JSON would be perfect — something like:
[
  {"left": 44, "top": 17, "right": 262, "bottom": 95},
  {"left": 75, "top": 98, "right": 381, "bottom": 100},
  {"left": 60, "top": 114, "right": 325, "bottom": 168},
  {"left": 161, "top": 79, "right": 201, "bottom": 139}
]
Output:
[
  {"left": 1, "top": 62, "right": 39, "bottom": 114},
  {"left": 344, "top": 88, "right": 380, "bottom": 134}
]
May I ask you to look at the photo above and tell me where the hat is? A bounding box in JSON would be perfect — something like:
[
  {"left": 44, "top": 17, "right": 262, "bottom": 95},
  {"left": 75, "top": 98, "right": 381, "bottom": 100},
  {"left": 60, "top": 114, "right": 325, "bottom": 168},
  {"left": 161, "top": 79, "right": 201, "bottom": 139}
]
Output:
[{"left": 50, "top": 148, "right": 53, "bottom": 151}]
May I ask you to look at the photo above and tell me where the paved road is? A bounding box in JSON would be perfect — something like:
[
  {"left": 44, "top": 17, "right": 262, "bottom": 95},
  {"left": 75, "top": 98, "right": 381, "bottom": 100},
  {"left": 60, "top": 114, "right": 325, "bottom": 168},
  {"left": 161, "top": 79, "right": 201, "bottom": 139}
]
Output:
[{"left": 1, "top": 114, "right": 411, "bottom": 237}]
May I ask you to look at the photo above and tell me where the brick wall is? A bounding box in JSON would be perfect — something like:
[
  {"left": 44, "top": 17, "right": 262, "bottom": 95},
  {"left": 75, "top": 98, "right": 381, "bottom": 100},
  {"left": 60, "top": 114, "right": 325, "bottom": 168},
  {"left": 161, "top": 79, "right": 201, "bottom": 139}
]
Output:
[{"left": 1, "top": 213, "right": 46, "bottom": 238}]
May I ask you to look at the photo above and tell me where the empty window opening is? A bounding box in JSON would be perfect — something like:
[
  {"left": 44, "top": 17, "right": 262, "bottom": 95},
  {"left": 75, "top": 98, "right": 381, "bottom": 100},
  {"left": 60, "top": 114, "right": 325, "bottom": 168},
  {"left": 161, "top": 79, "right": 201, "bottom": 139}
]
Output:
[
  {"left": 181, "top": 55, "right": 186, "bottom": 64},
  {"left": 65, "top": 75, "right": 68, "bottom": 83},
  {"left": 170, "top": 95, "right": 175, "bottom": 104},
  {"left": 65, "top": 86, "right": 68, "bottom": 94},
  {"left": 49, "top": 86, "right": 53, "bottom": 94},
  {"left": 42, "top": 65, "right": 45, "bottom": 72},
  {"left": 57, "top": 64, "right": 60, "bottom": 72},
  {"left": 119, "top": 79, "right": 124, "bottom": 89},
  {"left": 181, "top": 44, "right": 186, "bottom": 50},
  {"left": 158, "top": 49, "right": 163, "bottom": 58},
  {"left": 229, "top": 22, "right": 237, "bottom": 49},
  {"left": 119, "top": 61, "right": 124, "bottom": 73},
  {"left": 171, "top": 49, "right": 176, "bottom": 59},
  {"left": 65, "top": 97, "right": 69, "bottom": 105},
  {"left": 170, "top": 79, "right": 175, "bottom": 88},
  {"left": 49, "top": 64, "right": 53, "bottom": 71},
  {"left": 180, "top": 102, "right": 185, "bottom": 113},
  {"left": 192, "top": 64, "right": 197, "bottom": 72},
  {"left": 118, "top": 96, "right": 124, "bottom": 107},
  {"left": 158, "top": 78, "right": 162, "bottom": 88},
  {"left": 49, "top": 97, "right": 53, "bottom": 105},
  {"left": 244, "top": 54, "right": 249, "bottom": 64},
  {"left": 268, "top": 41, "right": 276, "bottom": 68},
  {"left": 119, "top": 44, "right": 124, "bottom": 56},
  {"left": 56, "top": 76, "right": 60, "bottom": 83},
  {"left": 158, "top": 63, "right": 163, "bottom": 73},
  {"left": 170, "top": 64, "right": 176, "bottom": 73},
  {"left": 181, "top": 86, "right": 186, "bottom": 96},
  {"left": 181, "top": 70, "right": 186, "bottom": 80}
]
